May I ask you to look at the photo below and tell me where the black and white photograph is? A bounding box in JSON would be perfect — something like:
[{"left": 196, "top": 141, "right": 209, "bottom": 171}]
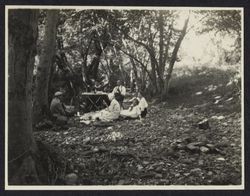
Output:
[{"left": 5, "top": 5, "right": 244, "bottom": 189}]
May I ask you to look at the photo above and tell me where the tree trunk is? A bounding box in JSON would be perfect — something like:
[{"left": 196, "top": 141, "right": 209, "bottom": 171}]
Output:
[
  {"left": 161, "top": 17, "right": 189, "bottom": 100},
  {"left": 33, "top": 10, "right": 59, "bottom": 124},
  {"left": 148, "top": 36, "right": 159, "bottom": 94},
  {"left": 157, "top": 11, "right": 165, "bottom": 91},
  {"left": 130, "top": 57, "right": 140, "bottom": 90},
  {"left": 87, "top": 33, "right": 105, "bottom": 80},
  {"left": 140, "top": 65, "right": 147, "bottom": 92},
  {"left": 149, "top": 55, "right": 158, "bottom": 94},
  {"left": 124, "top": 32, "right": 159, "bottom": 94},
  {"left": 8, "top": 9, "right": 41, "bottom": 184}
]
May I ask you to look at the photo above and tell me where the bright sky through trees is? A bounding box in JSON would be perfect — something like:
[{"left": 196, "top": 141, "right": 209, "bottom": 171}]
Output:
[{"left": 175, "top": 10, "right": 240, "bottom": 68}]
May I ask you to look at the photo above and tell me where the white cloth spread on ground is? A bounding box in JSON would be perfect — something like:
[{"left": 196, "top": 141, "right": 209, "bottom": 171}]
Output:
[
  {"left": 112, "top": 85, "right": 126, "bottom": 96},
  {"left": 138, "top": 97, "right": 148, "bottom": 111},
  {"left": 120, "top": 105, "right": 141, "bottom": 118}
]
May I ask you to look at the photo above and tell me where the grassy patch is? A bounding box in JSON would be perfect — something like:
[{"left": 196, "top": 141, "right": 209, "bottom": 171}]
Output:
[{"left": 167, "top": 66, "right": 241, "bottom": 114}]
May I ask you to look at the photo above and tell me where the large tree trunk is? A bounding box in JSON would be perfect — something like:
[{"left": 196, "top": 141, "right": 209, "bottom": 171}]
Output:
[
  {"left": 33, "top": 10, "right": 59, "bottom": 124},
  {"left": 161, "top": 17, "right": 189, "bottom": 100},
  {"left": 8, "top": 9, "right": 41, "bottom": 184},
  {"left": 148, "top": 36, "right": 159, "bottom": 94},
  {"left": 87, "top": 31, "right": 107, "bottom": 80}
]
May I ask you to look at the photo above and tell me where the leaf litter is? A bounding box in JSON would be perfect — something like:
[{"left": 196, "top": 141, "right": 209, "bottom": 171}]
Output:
[{"left": 34, "top": 101, "right": 241, "bottom": 185}]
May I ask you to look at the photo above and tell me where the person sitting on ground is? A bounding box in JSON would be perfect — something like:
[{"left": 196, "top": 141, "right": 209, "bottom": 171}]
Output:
[
  {"left": 120, "top": 98, "right": 141, "bottom": 119},
  {"left": 50, "top": 91, "right": 68, "bottom": 125},
  {"left": 137, "top": 91, "right": 148, "bottom": 118},
  {"left": 80, "top": 93, "right": 121, "bottom": 123},
  {"left": 112, "top": 80, "right": 126, "bottom": 108}
]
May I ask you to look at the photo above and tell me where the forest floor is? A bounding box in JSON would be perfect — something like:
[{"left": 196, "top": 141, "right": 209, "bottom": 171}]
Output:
[{"left": 34, "top": 66, "right": 242, "bottom": 185}]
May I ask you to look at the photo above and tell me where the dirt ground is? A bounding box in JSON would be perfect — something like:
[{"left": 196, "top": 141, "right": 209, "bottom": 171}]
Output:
[{"left": 34, "top": 67, "right": 242, "bottom": 185}]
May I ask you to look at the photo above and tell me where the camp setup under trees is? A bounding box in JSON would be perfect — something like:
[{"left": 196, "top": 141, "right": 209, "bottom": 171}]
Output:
[{"left": 7, "top": 7, "right": 242, "bottom": 186}]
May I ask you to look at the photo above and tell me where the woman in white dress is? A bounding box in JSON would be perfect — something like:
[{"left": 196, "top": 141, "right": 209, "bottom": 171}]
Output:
[
  {"left": 93, "top": 93, "right": 121, "bottom": 121},
  {"left": 120, "top": 98, "right": 141, "bottom": 119},
  {"left": 80, "top": 93, "right": 121, "bottom": 123}
]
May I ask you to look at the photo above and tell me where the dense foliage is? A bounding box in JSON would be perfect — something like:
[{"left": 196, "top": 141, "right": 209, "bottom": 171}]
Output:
[{"left": 35, "top": 8, "right": 242, "bottom": 110}]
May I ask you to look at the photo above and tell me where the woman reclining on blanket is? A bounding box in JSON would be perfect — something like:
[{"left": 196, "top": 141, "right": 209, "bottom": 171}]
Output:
[
  {"left": 120, "top": 91, "right": 149, "bottom": 120},
  {"left": 80, "top": 93, "right": 121, "bottom": 123},
  {"left": 120, "top": 98, "right": 141, "bottom": 119}
]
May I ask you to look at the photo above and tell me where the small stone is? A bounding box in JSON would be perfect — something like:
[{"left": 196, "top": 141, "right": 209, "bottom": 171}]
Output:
[
  {"left": 175, "top": 173, "right": 180, "bottom": 177},
  {"left": 186, "top": 142, "right": 201, "bottom": 152},
  {"left": 197, "top": 134, "right": 208, "bottom": 143},
  {"left": 65, "top": 173, "right": 78, "bottom": 185},
  {"left": 198, "top": 160, "right": 204, "bottom": 165},
  {"left": 83, "top": 137, "right": 91, "bottom": 143},
  {"left": 214, "top": 100, "right": 220, "bottom": 104},
  {"left": 222, "top": 136, "right": 227, "bottom": 140},
  {"left": 214, "top": 96, "right": 222, "bottom": 99},
  {"left": 142, "top": 161, "right": 150, "bottom": 165},
  {"left": 217, "top": 116, "right": 225, "bottom": 120},
  {"left": 155, "top": 173, "right": 163, "bottom": 178},
  {"left": 184, "top": 173, "right": 190, "bottom": 176},
  {"left": 160, "top": 179, "right": 170, "bottom": 184},
  {"left": 93, "top": 147, "right": 99, "bottom": 152},
  {"left": 222, "top": 122, "right": 228, "bottom": 126},
  {"left": 195, "top": 91, "right": 203, "bottom": 95},
  {"left": 190, "top": 158, "right": 196, "bottom": 162},
  {"left": 208, "top": 171, "right": 213, "bottom": 176},
  {"left": 226, "top": 97, "right": 233, "bottom": 102},
  {"left": 223, "top": 130, "right": 228, "bottom": 134},
  {"left": 206, "top": 144, "right": 215, "bottom": 149},
  {"left": 137, "top": 165, "right": 143, "bottom": 171},
  {"left": 177, "top": 143, "right": 185, "bottom": 150},
  {"left": 118, "top": 179, "right": 125, "bottom": 185},
  {"left": 183, "top": 159, "right": 192, "bottom": 164},
  {"left": 216, "top": 157, "right": 226, "bottom": 161},
  {"left": 191, "top": 168, "right": 202, "bottom": 173},
  {"left": 198, "top": 119, "right": 209, "bottom": 130},
  {"left": 216, "top": 141, "right": 229, "bottom": 147},
  {"left": 155, "top": 166, "right": 163, "bottom": 172},
  {"left": 200, "top": 146, "right": 209, "bottom": 153}
]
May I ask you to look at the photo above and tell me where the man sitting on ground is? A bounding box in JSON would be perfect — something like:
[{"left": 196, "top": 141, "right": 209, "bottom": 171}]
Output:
[{"left": 50, "top": 91, "right": 68, "bottom": 125}]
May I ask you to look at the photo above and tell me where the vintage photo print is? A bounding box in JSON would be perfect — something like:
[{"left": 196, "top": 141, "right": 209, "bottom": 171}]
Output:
[{"left": 5, "top": 5, "right": 244, "bottom": 190}]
